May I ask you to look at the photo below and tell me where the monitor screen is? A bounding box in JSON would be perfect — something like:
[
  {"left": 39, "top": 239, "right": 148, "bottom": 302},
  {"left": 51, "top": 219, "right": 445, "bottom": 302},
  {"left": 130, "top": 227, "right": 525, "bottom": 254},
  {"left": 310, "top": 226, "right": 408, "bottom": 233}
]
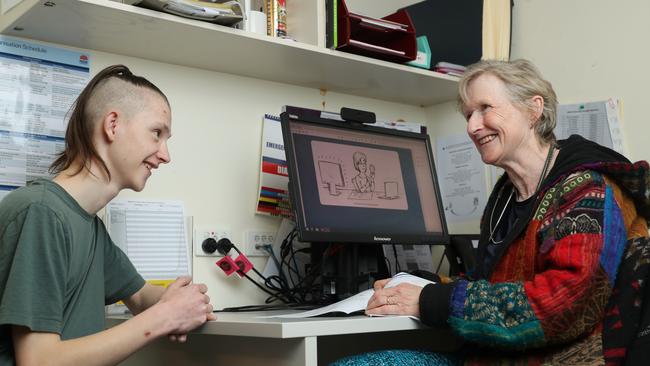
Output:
[{"left": 281, "top": 109, "right": 448, "bottom": 245}]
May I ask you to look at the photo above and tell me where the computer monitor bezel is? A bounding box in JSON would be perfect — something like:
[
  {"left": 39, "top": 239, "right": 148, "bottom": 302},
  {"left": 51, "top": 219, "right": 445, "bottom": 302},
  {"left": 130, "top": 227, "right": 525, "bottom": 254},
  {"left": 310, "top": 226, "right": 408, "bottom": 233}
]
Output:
[{"left": 281, "top": 109, "right": 449, "bottom": 246}]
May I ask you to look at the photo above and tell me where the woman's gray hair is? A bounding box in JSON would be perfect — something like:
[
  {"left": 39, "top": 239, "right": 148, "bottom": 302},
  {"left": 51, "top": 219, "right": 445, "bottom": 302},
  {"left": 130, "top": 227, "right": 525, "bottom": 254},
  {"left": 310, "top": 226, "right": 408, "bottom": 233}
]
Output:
[{"left": 457, "top": 59, "right": 558, "bottom": 144}]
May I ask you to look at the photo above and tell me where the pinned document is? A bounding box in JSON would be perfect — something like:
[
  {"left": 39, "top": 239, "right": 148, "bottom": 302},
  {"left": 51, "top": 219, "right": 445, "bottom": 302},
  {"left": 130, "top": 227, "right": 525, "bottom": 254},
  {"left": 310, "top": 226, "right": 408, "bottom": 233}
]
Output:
[
  {"left": 436, "top": 133, "right": 487, "bottom": 223},
  {"left": 556, "top": 99, "right": 625, "bottom": 154},
  {"left": 0, "top": 35, "right": 90, "bottom": 202},
  {"left": 106, "top": 199, "right": 191, "bottom": 282},
  {"left": 256, "top": 114, "right": 292, "bottom": 218}
]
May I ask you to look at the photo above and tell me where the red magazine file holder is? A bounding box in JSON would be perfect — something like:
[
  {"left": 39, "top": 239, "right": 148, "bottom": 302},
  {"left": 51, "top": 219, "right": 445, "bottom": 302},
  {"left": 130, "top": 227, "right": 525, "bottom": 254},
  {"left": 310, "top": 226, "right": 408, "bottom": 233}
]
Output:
[{"left": 336, "top": 0, "right": 417, "bottom": 63}]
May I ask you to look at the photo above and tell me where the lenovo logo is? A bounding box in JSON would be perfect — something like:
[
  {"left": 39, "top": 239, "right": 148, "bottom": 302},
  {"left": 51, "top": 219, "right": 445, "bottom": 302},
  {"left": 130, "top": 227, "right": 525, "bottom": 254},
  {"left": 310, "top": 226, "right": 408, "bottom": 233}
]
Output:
[{"left": 373, "top": 236, "right": 391, "bottom": 242}]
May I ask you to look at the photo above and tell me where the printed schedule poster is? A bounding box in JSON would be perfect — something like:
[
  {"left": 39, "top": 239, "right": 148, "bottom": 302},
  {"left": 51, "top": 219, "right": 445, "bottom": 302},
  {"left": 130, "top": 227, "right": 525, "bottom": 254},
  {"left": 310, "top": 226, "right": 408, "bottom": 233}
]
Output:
[
  {"left": 0, "top": 36, "right": 90, "bottom": 201},
  {"left": 256, "top": 114, "right": 292, "bottom": 218}
]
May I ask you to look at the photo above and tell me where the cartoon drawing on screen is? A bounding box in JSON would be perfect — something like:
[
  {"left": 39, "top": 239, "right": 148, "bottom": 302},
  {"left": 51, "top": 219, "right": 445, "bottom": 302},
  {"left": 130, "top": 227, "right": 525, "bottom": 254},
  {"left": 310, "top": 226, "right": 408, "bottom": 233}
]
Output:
[
  {"left": 377, "top": 181, "right": 400, "bottom": 200},
  {"left": 312, "top": 140, "right": 407, "bottom": 210},
  {"left": 349, "top": 151, "right": 375, "bottom": 200},
  {"left": 318, "top": 160, "right": 345, "bottom": 196}
]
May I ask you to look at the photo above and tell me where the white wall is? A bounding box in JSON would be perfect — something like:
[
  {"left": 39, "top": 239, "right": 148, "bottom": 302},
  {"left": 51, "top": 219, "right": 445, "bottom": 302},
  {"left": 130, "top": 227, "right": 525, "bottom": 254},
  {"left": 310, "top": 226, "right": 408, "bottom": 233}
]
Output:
[
  {"left": 88, "top": 50, "right": 428, "bottom": 308},
  {"left": 426, "top": 0, "right": 650, "bottom": 235},
  {"left": 510, "top": 0, "right": 649, "bottom": 163}
]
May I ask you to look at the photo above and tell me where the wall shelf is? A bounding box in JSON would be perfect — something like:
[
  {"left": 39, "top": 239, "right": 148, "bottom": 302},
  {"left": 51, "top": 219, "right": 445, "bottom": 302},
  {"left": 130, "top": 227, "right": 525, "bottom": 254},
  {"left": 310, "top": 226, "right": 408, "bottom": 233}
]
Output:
[{"left": 0, "top": 0, "right": 459, "bottom": 106}]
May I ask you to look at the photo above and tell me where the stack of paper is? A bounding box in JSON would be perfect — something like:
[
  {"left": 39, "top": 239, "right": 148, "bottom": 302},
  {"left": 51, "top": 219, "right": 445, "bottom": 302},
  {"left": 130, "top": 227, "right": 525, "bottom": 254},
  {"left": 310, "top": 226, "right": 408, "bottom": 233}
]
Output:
[
  {"left": 166, "top": 0, "right": 238, "bottom": 17},
  {"left": 264, "top": 272, "right": 435, "bottom": 319},
  {"left": 133, "top": 0, "right": 244, "bottom": 26},
  {"left": 433, "top": 62, "right": 466, "bottom": 77}
]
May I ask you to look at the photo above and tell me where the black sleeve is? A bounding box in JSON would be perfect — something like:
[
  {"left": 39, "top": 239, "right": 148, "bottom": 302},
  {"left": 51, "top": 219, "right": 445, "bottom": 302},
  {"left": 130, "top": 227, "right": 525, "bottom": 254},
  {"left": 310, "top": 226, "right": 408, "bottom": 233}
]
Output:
[{"left": 419, "top": 282, "right": 456, "bottom": 327}]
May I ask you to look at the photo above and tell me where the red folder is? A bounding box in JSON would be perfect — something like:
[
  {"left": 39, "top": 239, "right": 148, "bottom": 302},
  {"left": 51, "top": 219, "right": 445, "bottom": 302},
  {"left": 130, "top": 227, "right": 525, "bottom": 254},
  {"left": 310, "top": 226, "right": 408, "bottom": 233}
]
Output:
[{"left": 336, "top": 0, "right": 417, "bottom": 63}]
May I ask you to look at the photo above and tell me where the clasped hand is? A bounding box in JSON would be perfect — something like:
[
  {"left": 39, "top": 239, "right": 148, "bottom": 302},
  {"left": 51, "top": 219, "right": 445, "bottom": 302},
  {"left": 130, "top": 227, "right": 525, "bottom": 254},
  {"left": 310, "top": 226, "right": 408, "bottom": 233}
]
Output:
[
  {"left": 159, "top": 276, "right": 216, "bottom": 342},
  {"left": 365, "top": 278, "right": 422, "bottom": 318}
]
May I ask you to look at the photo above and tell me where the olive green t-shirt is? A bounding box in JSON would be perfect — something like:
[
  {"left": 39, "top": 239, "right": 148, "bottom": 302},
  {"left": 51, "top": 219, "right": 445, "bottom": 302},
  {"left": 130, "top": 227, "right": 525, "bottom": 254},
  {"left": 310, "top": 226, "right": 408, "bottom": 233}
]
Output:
[{"left": 0, "top": 179, "right": 145, "bottom": 365}]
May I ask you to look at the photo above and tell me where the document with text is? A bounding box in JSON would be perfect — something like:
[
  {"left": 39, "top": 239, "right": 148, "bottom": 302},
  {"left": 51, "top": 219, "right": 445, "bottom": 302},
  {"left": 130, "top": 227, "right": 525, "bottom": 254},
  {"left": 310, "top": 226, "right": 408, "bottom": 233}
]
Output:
[{"left": 263, "top": 272, "right": 435, "bottom": 319}]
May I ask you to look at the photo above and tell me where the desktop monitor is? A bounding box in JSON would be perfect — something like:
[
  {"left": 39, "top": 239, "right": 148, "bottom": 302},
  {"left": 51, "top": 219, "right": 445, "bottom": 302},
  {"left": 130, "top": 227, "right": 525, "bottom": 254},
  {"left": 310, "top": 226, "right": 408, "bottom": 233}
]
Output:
[{"left": 280, "top": 107, "right": 448, "bottom": 246}]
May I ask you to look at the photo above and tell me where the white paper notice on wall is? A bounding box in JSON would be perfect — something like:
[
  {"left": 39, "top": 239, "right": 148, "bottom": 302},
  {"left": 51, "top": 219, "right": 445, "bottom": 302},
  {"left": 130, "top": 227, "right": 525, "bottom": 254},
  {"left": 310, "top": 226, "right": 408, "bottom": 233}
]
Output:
[
  {"left": 105, "top": 199, "right": 190, "bottom": 281},
  {"left": 0, "top": 35, "right": 90, "bottom": 202},
  {"left": 435, "top": 133, "right": 487, "bottom": 223},
  {"left": 556, "top": 99, "right": 625, "bottom": 155}
]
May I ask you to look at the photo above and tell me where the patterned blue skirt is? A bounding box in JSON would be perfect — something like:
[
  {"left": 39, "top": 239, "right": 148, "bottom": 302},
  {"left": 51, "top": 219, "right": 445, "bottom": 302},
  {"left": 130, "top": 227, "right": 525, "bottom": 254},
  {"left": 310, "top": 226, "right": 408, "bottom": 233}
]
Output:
[{"left": 329, "top": 350, "right": 462, "bottom": 366}]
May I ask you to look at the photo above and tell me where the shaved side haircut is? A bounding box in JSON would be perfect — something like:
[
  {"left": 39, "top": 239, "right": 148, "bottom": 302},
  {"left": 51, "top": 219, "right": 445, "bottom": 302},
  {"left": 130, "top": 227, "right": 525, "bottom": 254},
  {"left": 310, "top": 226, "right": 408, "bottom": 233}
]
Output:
[{"left": 50, "top": 65, "right": 169, "bottom": 180}]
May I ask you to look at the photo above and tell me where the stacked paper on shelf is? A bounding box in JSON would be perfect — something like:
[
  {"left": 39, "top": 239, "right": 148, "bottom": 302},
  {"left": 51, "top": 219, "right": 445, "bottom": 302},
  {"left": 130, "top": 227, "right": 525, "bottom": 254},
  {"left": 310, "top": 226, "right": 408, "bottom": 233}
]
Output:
[
  {"left": 133, "top": 0, "right": 244, "bottom": 26},
  {"left": 433, "top": 62, "right": 466, "bottom": 77}
]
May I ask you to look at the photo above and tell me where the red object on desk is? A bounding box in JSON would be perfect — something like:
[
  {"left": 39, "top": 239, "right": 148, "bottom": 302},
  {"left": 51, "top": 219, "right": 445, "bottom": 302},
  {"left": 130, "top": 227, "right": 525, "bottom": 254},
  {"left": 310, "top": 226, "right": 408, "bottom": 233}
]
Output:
[{"left": 336, "top": 0, "right": 417, "bottom": 63}]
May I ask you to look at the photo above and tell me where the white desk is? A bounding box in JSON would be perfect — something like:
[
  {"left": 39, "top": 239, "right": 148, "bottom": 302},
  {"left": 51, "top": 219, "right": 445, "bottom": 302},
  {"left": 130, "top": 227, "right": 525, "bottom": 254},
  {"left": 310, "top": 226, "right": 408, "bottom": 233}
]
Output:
[{"left": 108, "top": 311, "right": 461, "bottom": 366}]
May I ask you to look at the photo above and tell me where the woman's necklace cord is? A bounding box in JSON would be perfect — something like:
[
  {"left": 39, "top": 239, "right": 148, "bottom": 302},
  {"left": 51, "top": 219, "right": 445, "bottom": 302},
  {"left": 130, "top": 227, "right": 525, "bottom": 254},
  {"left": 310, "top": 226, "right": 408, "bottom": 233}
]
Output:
[{"left": 488, "top": 144, "right": 556, "bottom": 245}]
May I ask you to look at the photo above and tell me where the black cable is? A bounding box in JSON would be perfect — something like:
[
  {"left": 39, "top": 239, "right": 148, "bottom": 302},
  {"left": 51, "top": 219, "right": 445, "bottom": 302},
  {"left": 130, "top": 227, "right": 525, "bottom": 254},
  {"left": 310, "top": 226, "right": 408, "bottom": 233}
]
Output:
[
  {"left": 216, "top": 303, "right": 319, "bottom": 312},
  {"left": 280, "top": 229, "right": 300, "bottom": 288},
  {"left": 264, "top": 274, "right": 299, "bottom": 303},
  {"left": 435, "top": 247, "right": 446, "bottom": 275},
  {"left": 392, "top": 244, "right": 401, "bottom": 272},
  {"left": 283, "top": 248, "right": 317, "bottom": 302},
  {"left": 220, "top": 238, "right": 298, "bottom": 304},
  {"left": 215, "top": 231, "right": 324, "bottom": 306},
  {"left": 268, "top": 236, "right": 320, "bottom": 305},
  {"left": 279, "top": 230, "right": 307, "bottom": 301},
  {"left": 252, "top": 233, "right": 306, "bottom": 304},
  {"left": 259, "top": 245, "right": 303, "bottom": 303},
  {"left": 264, "top": 248, "right": 295, "bottom": 301},
  {"left": 262, "top": 244, "right": 285, "bottom": 283},
  {"left": 241, "top": 272, "right": 292, "bottom": 303},
  {"left": 384, "top": 255, "right": 392, "bottom": 275},
  {"left": 229, "top": 242, "right": 270, "bottom": 281},
  {"left": 289, "top": 239, "right": 301, "bottom": 285},
  {"left": 230, "top": 240, "right": 284, "bottom": 289}
]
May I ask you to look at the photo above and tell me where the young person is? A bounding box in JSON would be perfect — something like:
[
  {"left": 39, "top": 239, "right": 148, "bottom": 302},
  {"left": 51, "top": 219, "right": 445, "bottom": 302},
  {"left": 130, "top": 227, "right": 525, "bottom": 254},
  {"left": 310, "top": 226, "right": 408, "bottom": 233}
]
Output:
[{"left": 0, "top": 64, "right": 216, "bottom": 366}]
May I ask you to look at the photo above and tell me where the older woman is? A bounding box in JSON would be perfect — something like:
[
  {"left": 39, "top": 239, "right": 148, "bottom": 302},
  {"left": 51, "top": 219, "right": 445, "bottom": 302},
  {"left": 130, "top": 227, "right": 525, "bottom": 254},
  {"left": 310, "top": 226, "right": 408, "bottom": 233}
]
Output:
[{"left": 332, "top": 59, "right": 650, "bottom": 365}]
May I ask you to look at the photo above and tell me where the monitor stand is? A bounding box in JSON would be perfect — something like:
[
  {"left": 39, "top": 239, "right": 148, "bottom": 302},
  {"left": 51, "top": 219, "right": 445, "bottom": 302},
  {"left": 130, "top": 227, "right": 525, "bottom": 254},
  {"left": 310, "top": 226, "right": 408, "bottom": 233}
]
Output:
[{"left": 311, "top": 243, "right": 389, "bottom": 304}]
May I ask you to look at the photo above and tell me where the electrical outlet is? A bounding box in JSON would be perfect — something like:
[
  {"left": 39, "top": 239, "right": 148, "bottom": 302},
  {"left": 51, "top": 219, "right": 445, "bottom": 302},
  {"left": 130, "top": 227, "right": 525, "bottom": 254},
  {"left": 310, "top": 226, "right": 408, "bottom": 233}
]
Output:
[
  {"left": 244, "top": 230, "right": 275, "bottom": 257},
  {"left": 194, "top": 226, "right": 232, "bottom": 256}
]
